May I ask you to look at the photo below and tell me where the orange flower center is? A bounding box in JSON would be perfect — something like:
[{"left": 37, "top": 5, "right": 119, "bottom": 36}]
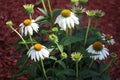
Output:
[
  {"left": 34, "top": 43, "right": 43, "bottom": 51},
  {"left": 61, "top": 9, "right": 71, "bottom": 17},
  {"left": 23, "top": 19, "right": 31, "bottom": 26},
  {"left": 93, "top": 41, "right": 103, "bottom": 51},
  {"left": 105, "top": 34, "right": 111, "bottom": 40}
]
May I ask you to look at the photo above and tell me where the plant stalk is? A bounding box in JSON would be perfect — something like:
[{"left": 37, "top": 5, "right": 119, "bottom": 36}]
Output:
[
  {"left": 40, "top": 59, "right": 48, "bottom": 80},
  {"left": 101, "top": 59, "right": 113, "bottom": 74},
  {"left": 76, "top": 61, "right": 79, "bottom": 80},
  {"left": 94, "top": 18, "right": 99, "bottom": 28},
  {"left": 89, "top": 59, "right": 94, "bottom": 68},
  {"left": 84, "top": 17, "right": 92, "bottom": 47},
  {"left": 10, "top": 26, "right": 29, "bottom": 50},
  {"left": 41, "top": 0, "right": 47, "bottom": 12}
]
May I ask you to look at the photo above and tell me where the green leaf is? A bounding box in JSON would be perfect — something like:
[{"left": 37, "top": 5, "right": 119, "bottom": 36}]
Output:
[
  {"left": 27, "top": 62, "right": 38, "bottom": 77},
  {"left": 35, "top": 16, "right": 45, "bottom": 22},
  {"left": 37, "top": 8, "right": 48, "bottom": 16},
  {"left": 52, "top": 9, "right": 62, "bottom": 18},
  {"left": 12, "top": 70, "right": 28, "bottom": 79},
  {"left": 49, "top": 56, "right": 57, "bottom": 61},
  {"left": 60, "top": 36, "right": 82, "bottom": 46},
  {"left": 80, "top": 69, "right": 100, "bottom": 79},
  {"left": 101, "top": 73, "right": 111, "bottom": 80},
  {"left": 62, "top": 69, "right": 75, "bottom": 76},
  {"left": 57, "top": 60, "right": 66, "bottom": 69}
]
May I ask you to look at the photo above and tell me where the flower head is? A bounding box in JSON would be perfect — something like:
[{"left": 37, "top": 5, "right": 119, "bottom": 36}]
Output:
[
  {"left": 60, "top": 52, "right": 67, "bottom": 59},
  {"left": 110, "top": 53, "right": 117, "bottom": 59},
  {"left": 101, "top": 34, "right": 115, "bottom": 45},
  {"left": 86, "top": 10, "right": 95, "bottom": 17},
  {"left": 72, "top": 7, "right": 86, "bottom": 14},
  {"left": 52, "top": 27, "right": 58, "bottom": 32},
  {"left": 94, "top": 10, "right": 105, "bottom": 18},
  {"left": 49, "top": 34, "right": 58, "bottom": 42},
  {"left": 86, "top": 41, "right": 109, "bottom": 60},
  {"left": 23, "top": 4, "right": 34, "bottom": 14},
  {"left": 27, "top": 43, "right": 50, "bottom": 62},
  {"left": 6, "top": 21, "right": 13, "bottom": 27},
  {"left": 55, "top": 9, "right": 79, "bottom": 31},
  {"left": 71, "top": 52, "right": 83, "bottom": 62},
  {"left": 19, "top": 19, "right": 39, "bottom": 36},
  {"left": 71, "top": 0, "right": 79, "bottom": 5}
]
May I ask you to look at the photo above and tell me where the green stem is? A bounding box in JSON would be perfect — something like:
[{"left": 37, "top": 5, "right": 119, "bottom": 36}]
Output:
[
  {"left": 29, "top": 14, "right": 32, "bottom": 20},
  {"left": 10, "top": 26, "right": 29, "bottom": 50},
  {"left": 40, "top": 59, "right": 48, "bottom": 80},
  {"left": 55, "top": 42, "right": 62, "bottom": 53},
  {"left": 76, "top": 61, "right": 79, "bottom": 80},
  {"left": 47, "top": 0, "right": 52, "bottom": 14},
  {"left": 84, "top": 17, "right": 92, "bottom": 47},
  {"left": 41, "top": 0, "right": 47, "bottom": 12},
  {"left": 29, "top": 34, "right": 33, "bottom": 45},
  {"left": 53, "top": 59, "right": 63, "bottom": 78},
  {"left": 89, "top": 59, "right": 94, "bottom": 68},
  {"left": 94, "top": 18, "right": 99, "bottom": 28},
  {"left": 101, "top": 59, "right": 113, "bottom": 74}
]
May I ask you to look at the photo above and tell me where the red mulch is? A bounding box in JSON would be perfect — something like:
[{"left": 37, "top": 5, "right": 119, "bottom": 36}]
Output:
[{"left": 0, "top": 0, "right": 120, "bottom": 80}]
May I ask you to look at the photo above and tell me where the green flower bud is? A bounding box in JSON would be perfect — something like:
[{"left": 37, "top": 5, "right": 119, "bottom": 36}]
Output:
[
  {"left": 71, "top": 0, "right": 79, "bottom": 5},
  {"left": 71, "top": 52, "right": 83, "bottom": 62},
  {"left": 94, "top": 10, "right": 105, "bottom": 18},
  {"left": 72, "top": 7, "right": 86, "bottom": 14},
  {"left": 86, "top": 10, "right": 95, "bottom": 17},
  {"left": 52, "top": 27, "right": 58, "bottom": 32},
  {"left": 49, "top": 34, "right": 58, "bottom": 42},
  {"left": 61, "top": 52, "right": 67, "bottom": 59},
  {"left": 110, "top": 53, "right": 117, "bottom": 59},
  {"left": 23, "top": 4, "right": 34, "bottom": 14},
  {"left": 6, "top": 21, "right": 13, "bottom": 27},
  {"left": 80, "top": 0, "right": 88, "bottom": 5}
]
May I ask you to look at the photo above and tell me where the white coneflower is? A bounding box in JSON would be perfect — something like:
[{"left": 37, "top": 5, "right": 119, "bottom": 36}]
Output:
[
  {"left": 27, "top": 43, "right": 49, "bottom": 62},
  {"left": 19, "top": 19, "right": 39, "bottom": 36},
  {"left": 101, "top": 34, "right": 115, "bottom": 45},
  {"left": 86, "top": 41, "right": 109, "bottom": 60},
  {"left": 55, "top": 9, "right": 79, "bottom": 31}
]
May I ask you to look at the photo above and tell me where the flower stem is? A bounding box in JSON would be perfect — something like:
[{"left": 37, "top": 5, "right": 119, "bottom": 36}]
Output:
[
  {"left": 29, "top": 34, "right": 33, "bottom": 45},
  {"left": 94, "top": 18, "right": 99, "bottom": 28},
  {"left": 40, "top": 59, "right": 48, "bottom": 80},
  {"left": 89, "top": 59, "right": 94, "bottom": 68},
  {"left": 101, "top": 59, "right": 113, "bottom": 74},
  {"left": 47, "top": 0, "right": 52, "bottom": 14},
  {"left": 84, "top": 17, "right": 92, "bottom": 47},
  {"left": 29, "top": 14, "right": 32, "bottom": 20},
  {"left": 10, "top": 26, "right": 29, "bottom": 50},
  {"left": 55, "top": 42, "right": 62, "bottom": 53},
  {"left": 41, "top": 0, "right": 47, "bottom": 12},
  {"left": 76, "top": 61, "right": 79, "bottom": 80}
]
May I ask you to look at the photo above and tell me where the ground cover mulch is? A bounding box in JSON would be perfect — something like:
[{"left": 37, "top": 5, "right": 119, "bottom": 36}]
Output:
[{"left": 0, "top": 0, "right": 120, "bottom": 80}]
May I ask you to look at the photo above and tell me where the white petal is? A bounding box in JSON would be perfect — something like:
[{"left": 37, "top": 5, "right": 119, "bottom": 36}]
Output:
[
  {"left": 38, "top": 51, "right": 44, "bottom": 60},
  {"left": 28, "top": 26, "right": 33, "bottom": 35},
  {"left": 31, "top": 23, "right": 39, "bottom": 32},
  {"left": 24, "top": 27, "right": 28, "bottom": 36},
  {"left": 35, "top": 51, "right": 40, "bottom": 61}
]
